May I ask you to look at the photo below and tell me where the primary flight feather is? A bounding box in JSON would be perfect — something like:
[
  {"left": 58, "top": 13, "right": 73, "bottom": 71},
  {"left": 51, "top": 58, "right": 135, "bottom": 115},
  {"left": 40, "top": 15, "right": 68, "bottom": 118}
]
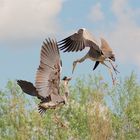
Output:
[{"left": 58, "top": 28, "right": 119, "bottom": 84}]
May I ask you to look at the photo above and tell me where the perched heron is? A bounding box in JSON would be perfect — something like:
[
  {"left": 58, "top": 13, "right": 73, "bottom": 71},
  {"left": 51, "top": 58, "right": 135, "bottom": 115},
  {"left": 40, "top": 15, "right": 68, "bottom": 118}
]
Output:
[
  {"left": 17, "top": 38, "right": 71, "bottom": 115},
  {"left": 58, "top": 28, "right": 119, "bottom": 83}
]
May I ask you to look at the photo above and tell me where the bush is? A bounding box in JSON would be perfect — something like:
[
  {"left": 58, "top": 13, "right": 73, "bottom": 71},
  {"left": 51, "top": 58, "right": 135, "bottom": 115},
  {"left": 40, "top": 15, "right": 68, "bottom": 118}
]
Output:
[{"left": 0, "top": 73, "right": 140, "bottom": 140}]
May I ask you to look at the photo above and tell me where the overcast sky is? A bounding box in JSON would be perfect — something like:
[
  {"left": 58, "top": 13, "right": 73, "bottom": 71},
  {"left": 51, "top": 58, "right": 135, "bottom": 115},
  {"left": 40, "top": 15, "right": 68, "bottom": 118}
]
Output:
[{"left": 0, "top": 0, "right": 140, "bottom": 88}]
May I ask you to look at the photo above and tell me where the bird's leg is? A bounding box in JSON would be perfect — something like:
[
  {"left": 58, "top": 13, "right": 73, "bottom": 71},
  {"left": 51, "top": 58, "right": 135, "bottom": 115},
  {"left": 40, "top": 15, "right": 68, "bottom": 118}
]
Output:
[
  {"left": 101, "top": 61, "right": 111, "bottom": 69},
  {"left": 72, "top": 55, "right": 87, "bottom": 73},
  {"left": 101, "top": 62, "right": 116, "bottom": 85},
  {"left": 108, "top": 60, "right": 120, "bottom": 74},
  {"left": 63, "top": 92, "right": 69, "bottom": 105}
]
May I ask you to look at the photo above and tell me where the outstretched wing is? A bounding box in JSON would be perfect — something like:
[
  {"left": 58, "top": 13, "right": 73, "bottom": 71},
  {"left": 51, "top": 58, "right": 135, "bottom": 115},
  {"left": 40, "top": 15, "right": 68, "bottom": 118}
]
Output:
[
  {"left": 100, "top": 38, "right": 114, "bottom": 58},
  {"left": 35, "top": 38, "right": 63, "bottom": 102},
  {"left": 58, "top": 28, "right": 101, "bottom": 53}
]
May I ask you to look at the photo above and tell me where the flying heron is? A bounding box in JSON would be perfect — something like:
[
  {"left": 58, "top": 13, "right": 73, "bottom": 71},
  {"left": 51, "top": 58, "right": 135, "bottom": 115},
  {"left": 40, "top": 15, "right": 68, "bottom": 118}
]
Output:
[
  {"left": 58, "top": 28, "right": 119, "bottom": 83},
  {"left": 17, "top": 38, "right": 71, "bottom": 115}
]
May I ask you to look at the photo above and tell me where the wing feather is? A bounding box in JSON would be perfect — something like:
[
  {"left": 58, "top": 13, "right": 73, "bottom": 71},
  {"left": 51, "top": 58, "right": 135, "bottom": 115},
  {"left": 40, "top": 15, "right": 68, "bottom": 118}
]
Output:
[
  {"left": 58, "top": 28, "right": 101, "bottom": 53},
  {"left": 62, "top": 41, "right": 73, "bottom": 52},
  {"left": 75, "top": 41, "right": 80, "bottom": 52},
  {"left": 100, "top": 38, "right": 113, "bottom": 58},
  {"left": 67, "top": 42, "right": 75, "bottom": 52},
  {"left": 35, "top": 38, "right": 61, "bottom": 99}
]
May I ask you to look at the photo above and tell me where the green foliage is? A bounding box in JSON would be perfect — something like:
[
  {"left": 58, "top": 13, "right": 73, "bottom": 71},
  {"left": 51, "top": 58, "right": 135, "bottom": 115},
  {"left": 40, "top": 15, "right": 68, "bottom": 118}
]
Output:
[{"left": 0, "top": 73, "right": 140, "bottom": 140}]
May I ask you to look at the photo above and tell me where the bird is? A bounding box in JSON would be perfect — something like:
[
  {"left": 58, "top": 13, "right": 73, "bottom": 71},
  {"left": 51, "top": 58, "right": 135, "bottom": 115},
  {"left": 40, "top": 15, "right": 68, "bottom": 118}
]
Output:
[
  {"left": 58, "top": 28, "right": 119, "bottom": 83},
  {"left": 17, "top": 38, "right": 71, "bottom": 115}
]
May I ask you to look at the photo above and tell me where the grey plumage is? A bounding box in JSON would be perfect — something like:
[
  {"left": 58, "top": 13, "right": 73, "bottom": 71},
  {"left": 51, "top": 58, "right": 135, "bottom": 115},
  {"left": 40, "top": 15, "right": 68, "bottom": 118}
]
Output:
[
  {"left": 59, "top": 28, "right": 101, "bottom": 53},
  {"left": 59, "top": 28, "right": 115, "bottom": 71},
  {"left": 17, "top": 38, "right": 71, "bottom": 115},
  {"left": 58, "top": 28, "right": 119, "bottom": 84}
]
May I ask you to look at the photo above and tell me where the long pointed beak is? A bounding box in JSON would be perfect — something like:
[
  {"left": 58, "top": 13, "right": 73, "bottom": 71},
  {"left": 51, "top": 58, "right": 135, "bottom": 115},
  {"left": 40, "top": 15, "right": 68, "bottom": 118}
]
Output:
[{"left": 67, "top": 77, "right": 72, "bottom": 81}]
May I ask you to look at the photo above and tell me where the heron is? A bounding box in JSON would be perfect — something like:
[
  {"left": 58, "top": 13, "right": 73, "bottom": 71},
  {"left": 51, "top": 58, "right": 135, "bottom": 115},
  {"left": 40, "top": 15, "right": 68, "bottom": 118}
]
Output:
[
  {"left": 58, "top": 28, "right": 119, "bottom": 83},
  {"left": 17, "top": 38, "right": 71, "bottom": 115}
]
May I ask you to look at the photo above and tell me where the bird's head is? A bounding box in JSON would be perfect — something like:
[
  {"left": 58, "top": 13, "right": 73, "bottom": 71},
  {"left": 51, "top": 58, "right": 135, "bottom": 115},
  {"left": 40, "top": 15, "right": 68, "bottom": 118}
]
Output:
[
  {"left": 62, "top": 76, "right": 72, "bottom": 82},
  {"left": 109, "top": 54, "right": 115, "bottom": 61},
  {"left": 78, "top": 28, "right": 85, "bottom": 34},
  {"left": 62, "top": 76, "right": 72, "bottom": 86}
]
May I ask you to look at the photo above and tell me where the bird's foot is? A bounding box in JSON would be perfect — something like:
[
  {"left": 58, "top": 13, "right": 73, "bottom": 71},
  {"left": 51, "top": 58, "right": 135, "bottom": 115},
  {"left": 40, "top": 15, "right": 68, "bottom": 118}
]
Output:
[
  {"left": 72, "top": 61, "right": 77, "bottom": 74},
  {"left": 112, "top": 65, "right": 120, "bottom": 75}
]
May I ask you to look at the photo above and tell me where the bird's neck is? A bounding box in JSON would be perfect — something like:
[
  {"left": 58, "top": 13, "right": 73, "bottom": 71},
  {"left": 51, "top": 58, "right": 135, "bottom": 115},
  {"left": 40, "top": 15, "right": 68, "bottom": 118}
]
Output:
[
  {"left": 64, "top": 81, "right": 69, "bottom": 93},
  {"left": 61, "top": 81, "right": 69, "bottom": 103}
]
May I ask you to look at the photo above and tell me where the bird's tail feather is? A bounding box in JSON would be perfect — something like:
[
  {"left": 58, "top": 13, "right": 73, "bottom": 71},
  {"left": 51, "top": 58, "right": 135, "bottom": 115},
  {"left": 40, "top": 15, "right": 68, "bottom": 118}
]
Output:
[
  {"left": 93, "top": 61, "right": 100, "bottom": 70},
  {"left": 38, "top": 104, "right": 47, "bottom": 116},
  {"left": 17, "top": 80, "right": 37, "bottom": 97}
]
